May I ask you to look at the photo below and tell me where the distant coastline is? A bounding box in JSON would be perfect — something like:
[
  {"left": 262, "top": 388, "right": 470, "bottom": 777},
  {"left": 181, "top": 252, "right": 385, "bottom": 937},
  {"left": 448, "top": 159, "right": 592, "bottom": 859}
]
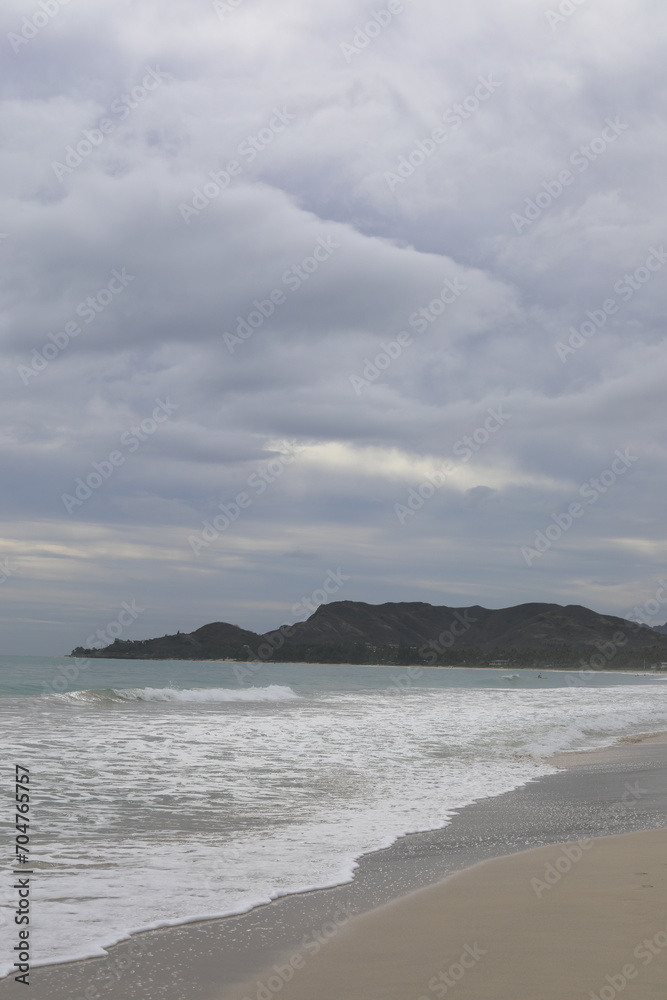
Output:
[{"left": 68, "top": 599, "right": 667, "bottom": 670}]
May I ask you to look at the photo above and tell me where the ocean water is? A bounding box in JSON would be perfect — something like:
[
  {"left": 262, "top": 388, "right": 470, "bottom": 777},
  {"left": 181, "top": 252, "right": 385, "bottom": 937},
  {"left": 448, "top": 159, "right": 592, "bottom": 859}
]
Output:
[{"left": 1, "top": 654, "right": 667, "bottom": 978}]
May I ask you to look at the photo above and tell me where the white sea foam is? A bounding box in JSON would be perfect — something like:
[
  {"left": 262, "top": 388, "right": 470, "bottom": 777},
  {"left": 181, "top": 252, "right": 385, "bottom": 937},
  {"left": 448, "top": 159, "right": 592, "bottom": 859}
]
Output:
[
  {"left": 1, "top": 671, "right": 666, "bottom": 979},
  {"left": 50, "top": 684, "right": 300, "bottom": 704}
]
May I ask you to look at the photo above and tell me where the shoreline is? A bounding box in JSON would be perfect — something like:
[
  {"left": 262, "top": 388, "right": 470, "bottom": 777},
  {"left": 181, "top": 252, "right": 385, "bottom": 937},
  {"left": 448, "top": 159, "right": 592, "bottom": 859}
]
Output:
[
  {"left": 550, "top": 728, "right": 667, "bottom": 767},
  {"left": 64, "top": 652, "right": 667, "bottom": 672},
  {"left": 5, "top": 729, "right": 667, "bottom": 999},
  {"left": 220, "top": 827, "right": 667, "bottom": 1000},
  {"left": 219, "top": 731, "right": 667, "bottom": 1000}
]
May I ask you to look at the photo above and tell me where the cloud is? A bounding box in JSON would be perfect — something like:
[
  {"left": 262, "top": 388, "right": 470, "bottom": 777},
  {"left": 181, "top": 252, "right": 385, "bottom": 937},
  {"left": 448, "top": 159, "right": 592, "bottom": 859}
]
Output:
[{"left": 2, "top": 0, "right": 667, "bottom": 652}]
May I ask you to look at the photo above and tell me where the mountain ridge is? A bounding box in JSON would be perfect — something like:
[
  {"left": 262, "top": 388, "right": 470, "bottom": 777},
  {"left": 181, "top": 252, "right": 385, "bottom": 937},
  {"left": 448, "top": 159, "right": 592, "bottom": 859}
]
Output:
[{"left": 70, "top": 600, "right": 667, "bottom": 667}]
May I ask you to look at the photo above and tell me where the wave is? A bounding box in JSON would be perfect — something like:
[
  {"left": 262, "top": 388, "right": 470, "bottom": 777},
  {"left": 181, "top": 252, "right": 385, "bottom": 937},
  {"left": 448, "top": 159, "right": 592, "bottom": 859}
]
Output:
[{"left": 49, "top": 685, "right": 300, "bottom": 704}]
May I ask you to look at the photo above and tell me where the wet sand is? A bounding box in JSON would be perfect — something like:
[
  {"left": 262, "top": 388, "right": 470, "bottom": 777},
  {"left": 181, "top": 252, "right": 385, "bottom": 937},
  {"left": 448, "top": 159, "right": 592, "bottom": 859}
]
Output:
[
  {"left": 550, "top": 729, "right": 667, "bottom": 767},
  {"left": 3, "top": 733, "right": 666, "bottom": 1000},
  {"left": 219, "top": 828, "right": 667, "bottom": 1000},
  {"left": 217, "top": 732, "right": 667, "bottom": 1000}
]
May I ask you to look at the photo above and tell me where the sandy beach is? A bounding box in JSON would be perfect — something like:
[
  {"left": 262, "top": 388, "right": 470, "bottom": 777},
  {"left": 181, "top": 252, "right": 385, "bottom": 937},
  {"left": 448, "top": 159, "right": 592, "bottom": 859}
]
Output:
[
  {"left": 218, "top": 828, "right": 667, "bottom": 1000},
  {"left": 4, "top": 733, "right": 666, "bottom": 1000},
  {"left": 551, "top": 729, "right": 667, "bottom": 768},
  {"left": 218, "top": 734, "right": 667, "bottom": 1000}
]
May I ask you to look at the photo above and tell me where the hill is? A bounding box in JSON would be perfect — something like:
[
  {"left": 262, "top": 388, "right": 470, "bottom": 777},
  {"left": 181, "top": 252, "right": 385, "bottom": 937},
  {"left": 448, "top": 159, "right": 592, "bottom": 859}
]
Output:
[
  {"left": 265, "top": 601, "right": 660, "bottom": 651},
  {"left": 70, "top": 621, "right": 260, "bottom": 661},
  {"left": 69, "top": 600, "right": 667, "bottom": 667}
]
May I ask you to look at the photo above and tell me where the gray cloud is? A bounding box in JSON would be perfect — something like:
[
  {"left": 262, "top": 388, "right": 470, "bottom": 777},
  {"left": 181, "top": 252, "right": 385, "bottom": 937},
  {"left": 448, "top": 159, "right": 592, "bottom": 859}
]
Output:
[{"left": 2, "top": 0, "right": 667, "bottom": 653}]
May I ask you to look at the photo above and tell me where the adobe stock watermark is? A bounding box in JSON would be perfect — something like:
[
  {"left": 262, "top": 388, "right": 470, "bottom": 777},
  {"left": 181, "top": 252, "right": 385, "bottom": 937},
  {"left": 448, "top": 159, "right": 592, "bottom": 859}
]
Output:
[
  {"left": 8, "top": 0, "right": 72, "bottom": 54},
  {"left": 564, "top": 630, "right": 630, "bottom": 689},
  {"left": 339, "top": 0, "right": 411, "bottom": 64},
  {"left": 384, "top": 75, "right": 501, "bottom": 192},
  {"left": 563, "top": 583, "right": 667, "bottom": 691},
  {"left": 418, "top": 610, "right": 477, "bottom": 666},
  {"left": 394, "top": 405, "right": 511, "bottom": 525},
  {"left": 531, "top": 839, "right": 594, "bottom": 898},
  {"left": 511, "top": 118, "right": 629, "bottom": 234},
  {"left": 626, "top": 578, "right": 667, "bottom": 627},
  {"left": 189, "top": 441, "right": 304, "bottom": 555},
  {"left": 609, "top": 780, "right": 651, "bottom": 818},
  {"left": 0, "top": 557, "right": 13, "bottom": 588},
  {"left": 213, "top": 0, "right": 247, "bottom": 19},
  {"left": 43, "top": 600, "right": 145, "bottom": 695},
  {"left": 588, "top": 919, "right": 667, "bottom": 1000},
  {"left": 51, "top": 67, "right": 171, "bottom": 182},
  {"left": 61, "top": 398, "right": 178, "bottom": 514},
  {"left": 234, "top": 572, "right": 348, "bottom": 685},
  {"left": 532, "top": 784, "right": 646, "bottom": 899},
  {"left": 234, "top": 623, "right": 296, "bottom": 685},
  {"left": 291, "top": 568, "right": 350, "bottom": 619},
  {"left": 0, "top": 557, "right": 15, "bottom": 584},
  {"left": 385, "top": 663, "right": 424, "bottom": 696},
  {"left": 545, "top": 0, "right": 588, "bottom": 31},
  {"left": 385, "top": 607, "right": 477, "bottom": 693},
  {"left": 241, "top": 904, "right": 355, "bottom": 1000},
  {"left": 70, "top": 600, "right": 146, "bottom": 656},
  {"left": 556, "top": 246, "right": 667, "bottom": 362},
  {"left": 17, "top": 268, "right": 135, "bottom": 385},
  {"left": 179, "top": 108, "right": 296, "bottom": 224},
  {"left": 418, "top": 943, "right": 486, "bottom": 999},
  {"left": 521, "top": 448, "right": 638, "bottom": 566},
  {"left": 350, "top": 276, "right": 468, "bottom": 395},
  {"left": 72, "top": 939, "right": 146, "bottom": 1000},
  {"left": 224, "top": 236, "right": 341, "bottom": 353},
  {"left": 563, "top": 575, "right": 667, "bottom": 687}
]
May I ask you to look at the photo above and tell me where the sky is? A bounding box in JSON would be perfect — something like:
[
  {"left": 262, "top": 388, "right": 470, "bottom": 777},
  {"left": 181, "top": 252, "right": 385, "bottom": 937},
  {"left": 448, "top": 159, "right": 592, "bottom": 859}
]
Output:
[{"left": 2, "top": 0, "right": 667, "bottom": 655}]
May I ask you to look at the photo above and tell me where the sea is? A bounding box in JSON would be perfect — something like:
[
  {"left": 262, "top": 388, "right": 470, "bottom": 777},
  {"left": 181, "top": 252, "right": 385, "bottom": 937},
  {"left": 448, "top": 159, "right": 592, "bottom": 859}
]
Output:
[{"left": 1, "top": 654, "right": 667, "bottom": 979}]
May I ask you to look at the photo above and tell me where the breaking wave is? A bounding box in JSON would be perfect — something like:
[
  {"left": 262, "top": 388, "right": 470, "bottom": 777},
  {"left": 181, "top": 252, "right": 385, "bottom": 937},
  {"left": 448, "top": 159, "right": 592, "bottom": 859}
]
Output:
[{"left": 49, "top": 685, "right": 300, "bottom": 704}]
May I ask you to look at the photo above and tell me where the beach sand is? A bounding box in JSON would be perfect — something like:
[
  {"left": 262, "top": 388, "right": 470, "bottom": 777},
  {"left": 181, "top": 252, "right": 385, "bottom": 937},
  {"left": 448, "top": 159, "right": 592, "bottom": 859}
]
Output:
[
  {"left": 550, "top": 729, "right": 667, "bottom": 768},
  {"left": 5, "top": 733, "right": 666, "bottom": 1000},
  {"left": 218, "top": 828, "right": 667, "bottom": 1000},
  {"left": 216, "top": 733, "right": 667, "bottom": 1000}
]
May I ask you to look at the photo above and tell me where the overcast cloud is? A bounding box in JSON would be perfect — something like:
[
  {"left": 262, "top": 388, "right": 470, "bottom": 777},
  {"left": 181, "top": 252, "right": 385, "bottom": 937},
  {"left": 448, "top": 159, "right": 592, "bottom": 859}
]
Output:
[{"left": 2, "top": 0, "right": 667, "bottom": 654}]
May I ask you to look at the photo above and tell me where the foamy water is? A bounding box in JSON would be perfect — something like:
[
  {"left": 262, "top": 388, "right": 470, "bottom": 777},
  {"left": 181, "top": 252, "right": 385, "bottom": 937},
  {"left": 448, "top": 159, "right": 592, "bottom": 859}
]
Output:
[
  {"left": 53, "top": 684, "right": 301, "bottom": 703},
  {"left": 1, "top": 657, "right": 666, "bottom": 977}
]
